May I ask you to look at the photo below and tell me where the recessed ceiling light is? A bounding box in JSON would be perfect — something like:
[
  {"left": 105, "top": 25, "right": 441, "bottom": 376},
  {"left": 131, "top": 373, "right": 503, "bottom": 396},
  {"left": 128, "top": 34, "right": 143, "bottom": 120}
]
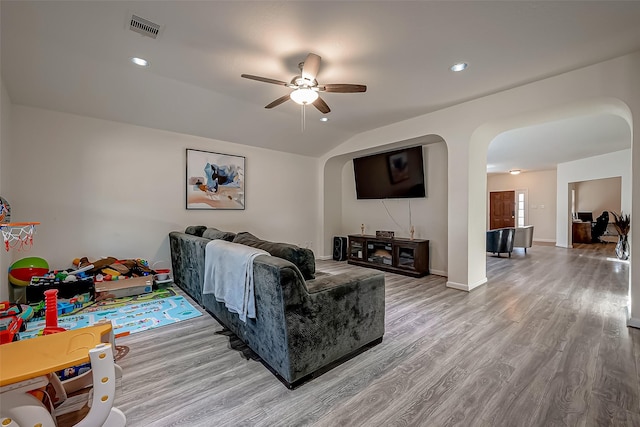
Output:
[
  {"left": 450, "top": 62, "right": 468, "bottom": 72},
  {"left": 131, "top": 57, "right": 149, "bottom": 67},
  {"left": 509, "top": 169, "right": 521, "bottom": 175},
  {"left": 320, "top": 117, "right": 329, "bottom": 122}
]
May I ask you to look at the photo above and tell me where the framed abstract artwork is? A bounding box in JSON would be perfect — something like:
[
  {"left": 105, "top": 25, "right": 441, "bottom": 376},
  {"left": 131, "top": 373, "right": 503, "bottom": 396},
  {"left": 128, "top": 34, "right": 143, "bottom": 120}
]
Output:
[{"left": 186, "top": 149, "right": 245, "bottom": 210}]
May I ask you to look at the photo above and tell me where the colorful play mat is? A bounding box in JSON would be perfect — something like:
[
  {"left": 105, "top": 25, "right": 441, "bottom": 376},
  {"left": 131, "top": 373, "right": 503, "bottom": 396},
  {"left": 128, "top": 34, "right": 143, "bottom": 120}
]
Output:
[{"left": 20, "top": 292, "right": 202, "bottom": 340}]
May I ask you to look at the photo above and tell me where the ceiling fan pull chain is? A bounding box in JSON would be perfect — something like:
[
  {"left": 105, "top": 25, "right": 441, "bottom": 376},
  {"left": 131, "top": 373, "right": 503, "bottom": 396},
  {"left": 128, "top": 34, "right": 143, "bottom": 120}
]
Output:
[{"left": 301, "top": 104, "right": 306, "bottom": 132}]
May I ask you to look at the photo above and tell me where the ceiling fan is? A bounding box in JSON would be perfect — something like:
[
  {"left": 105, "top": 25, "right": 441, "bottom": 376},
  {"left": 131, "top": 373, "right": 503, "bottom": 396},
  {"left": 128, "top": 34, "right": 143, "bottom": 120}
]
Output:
[{"left": 241, "top": 53, "right": 366, "bottom": 114}]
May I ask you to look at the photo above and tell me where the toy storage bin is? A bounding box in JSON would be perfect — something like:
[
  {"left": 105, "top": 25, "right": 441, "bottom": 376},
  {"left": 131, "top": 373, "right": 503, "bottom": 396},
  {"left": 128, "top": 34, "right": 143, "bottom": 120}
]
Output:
[
  {"left": 27, "top": 276, "right": 95, "bottom": 304},
  {"left": 95, "top": 276, "right": 153, "bottom": 299}
]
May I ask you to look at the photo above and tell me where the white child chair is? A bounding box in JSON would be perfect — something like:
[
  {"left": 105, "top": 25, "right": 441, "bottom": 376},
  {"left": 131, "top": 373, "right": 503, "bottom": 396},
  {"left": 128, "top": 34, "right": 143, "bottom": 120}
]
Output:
[{"left": 0, "top": 322, "right": 126, "bottom": 426}]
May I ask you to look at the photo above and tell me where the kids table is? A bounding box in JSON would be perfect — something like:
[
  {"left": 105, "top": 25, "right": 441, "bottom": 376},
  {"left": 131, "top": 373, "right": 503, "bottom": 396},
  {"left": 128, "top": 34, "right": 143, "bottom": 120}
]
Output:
[{"left": 0, "top": 322, "right": 126, "bottom": 426}]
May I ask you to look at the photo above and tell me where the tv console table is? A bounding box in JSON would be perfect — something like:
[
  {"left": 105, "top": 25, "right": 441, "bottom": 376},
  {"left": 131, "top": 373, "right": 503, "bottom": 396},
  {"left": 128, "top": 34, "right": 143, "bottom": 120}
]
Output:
[{"left": 347, "top": 234, "right": 429, "bottom": 277}]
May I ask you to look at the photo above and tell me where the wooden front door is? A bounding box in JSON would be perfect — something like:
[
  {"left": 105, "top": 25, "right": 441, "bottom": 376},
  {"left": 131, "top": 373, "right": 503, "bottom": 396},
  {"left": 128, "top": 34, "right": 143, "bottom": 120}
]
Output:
[{"left": 490, "top": 191, "right": 515, "bottom": 229}]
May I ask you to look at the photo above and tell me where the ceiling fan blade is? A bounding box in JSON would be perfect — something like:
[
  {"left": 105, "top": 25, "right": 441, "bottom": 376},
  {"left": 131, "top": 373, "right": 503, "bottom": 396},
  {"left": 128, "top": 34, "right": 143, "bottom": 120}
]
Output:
[
  {"left": 301, "top": 53, "right": 321, "bottom": 81},
  {"left": 319, "top": 84, "right": 367, "bottom": 93},
  {"left": 265, "top": 94, "right": 291, "bottom": 109},
  {"left": 241, "top": 74, "right": 288, "bottom": 86},
  {"left": 312, "top": 96, "right": 331, "bottom": 114}
]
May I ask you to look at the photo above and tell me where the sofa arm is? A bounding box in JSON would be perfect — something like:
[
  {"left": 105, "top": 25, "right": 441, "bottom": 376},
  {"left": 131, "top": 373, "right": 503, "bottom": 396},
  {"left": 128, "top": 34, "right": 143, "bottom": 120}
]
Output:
[
  {"left": 168, "top": 232, "right": 211, "bottom": 305},
  {"left": 304, "top": 269, "right": 384, "bottom": 295},
  {"left": 285, "top": 268, "right": 385, "bottom": 381}
]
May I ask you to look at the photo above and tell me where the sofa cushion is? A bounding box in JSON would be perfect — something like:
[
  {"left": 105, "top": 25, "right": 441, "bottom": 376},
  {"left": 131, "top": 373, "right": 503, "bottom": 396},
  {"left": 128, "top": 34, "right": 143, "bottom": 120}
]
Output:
[
  {"left": 184, "top": 225, "right": 207, "bottom": 237},
  {"left": 202, "top": 227, "right": 236, "bottom": 242},
  {"left": 233, "top": 232, "right": 316, "bottom": 280}
]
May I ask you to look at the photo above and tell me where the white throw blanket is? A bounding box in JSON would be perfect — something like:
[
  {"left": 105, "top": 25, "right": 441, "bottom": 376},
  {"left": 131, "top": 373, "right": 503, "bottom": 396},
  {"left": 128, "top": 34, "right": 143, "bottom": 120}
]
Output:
[{"left": 203, "top": 240, "right": 268, "bottom": 322}]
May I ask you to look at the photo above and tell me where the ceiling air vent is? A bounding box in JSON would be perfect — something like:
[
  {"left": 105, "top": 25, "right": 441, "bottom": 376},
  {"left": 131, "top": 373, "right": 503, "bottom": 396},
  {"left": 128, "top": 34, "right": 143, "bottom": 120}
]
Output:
[{"left": 129, "top": 14, "right": 160, "bottom": 39}]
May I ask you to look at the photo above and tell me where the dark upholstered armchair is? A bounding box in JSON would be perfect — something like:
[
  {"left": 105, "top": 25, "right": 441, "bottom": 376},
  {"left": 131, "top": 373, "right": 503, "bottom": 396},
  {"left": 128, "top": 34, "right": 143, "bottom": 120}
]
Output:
[{"left": 486, "top": 228, "right": 515, "bottom": 257}]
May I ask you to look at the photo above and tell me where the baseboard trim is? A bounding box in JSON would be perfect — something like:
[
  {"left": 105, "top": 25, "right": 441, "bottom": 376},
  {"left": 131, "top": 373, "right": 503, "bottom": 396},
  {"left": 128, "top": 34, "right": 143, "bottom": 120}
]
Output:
[
  {"left": 446, "top": 277, "right": 487, "bottom": 292},
  {"left": 534, "top": 238, "right": 556, "bottom": 243},
  {"left": 430, "top": 269, "right": 447, "bottom": 277},
  {"left": 317, "top": 255, "right": 332, "bottom": 261},
  {"left": 627, "top": 317, "right": 640, "bottom": 329}
]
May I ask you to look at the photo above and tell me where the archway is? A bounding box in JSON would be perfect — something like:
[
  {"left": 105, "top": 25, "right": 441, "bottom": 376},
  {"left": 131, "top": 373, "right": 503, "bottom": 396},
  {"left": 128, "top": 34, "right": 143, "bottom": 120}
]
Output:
[
  {"left": 320, "top": 135, "right": 449, "bottom": 276},
  {"left": 468, "top": 97, "right": 632, "bottom": 289}
]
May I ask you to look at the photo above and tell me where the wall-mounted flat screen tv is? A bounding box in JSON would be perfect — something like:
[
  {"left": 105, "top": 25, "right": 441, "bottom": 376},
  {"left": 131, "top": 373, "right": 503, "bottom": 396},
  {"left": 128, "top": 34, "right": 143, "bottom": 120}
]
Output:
[{"left": 353, "top": 146, "right": 426, "bottom": 199}]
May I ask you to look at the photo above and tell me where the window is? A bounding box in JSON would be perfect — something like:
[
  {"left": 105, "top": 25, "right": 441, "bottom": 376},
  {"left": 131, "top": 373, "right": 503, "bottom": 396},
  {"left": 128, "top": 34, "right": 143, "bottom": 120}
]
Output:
[{"left": 516, "top": 190, "right": 527, "bottom": 227}]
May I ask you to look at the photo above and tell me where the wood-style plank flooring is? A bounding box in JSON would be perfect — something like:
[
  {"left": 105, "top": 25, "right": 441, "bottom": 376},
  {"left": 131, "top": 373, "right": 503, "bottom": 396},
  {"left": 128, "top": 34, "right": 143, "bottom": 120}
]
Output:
[{"left": 112, "top": 243, "right": 640, "bottom": 426}]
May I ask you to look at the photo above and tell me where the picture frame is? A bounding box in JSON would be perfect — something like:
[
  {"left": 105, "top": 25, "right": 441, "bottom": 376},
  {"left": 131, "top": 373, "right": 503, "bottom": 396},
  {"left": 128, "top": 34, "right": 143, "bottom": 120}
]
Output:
[
  {"left": 186, "top": 149, "right": 245, "bottom": 210},
  {"left": 388, "top": 151, "right": 410, "bottom": 184}
]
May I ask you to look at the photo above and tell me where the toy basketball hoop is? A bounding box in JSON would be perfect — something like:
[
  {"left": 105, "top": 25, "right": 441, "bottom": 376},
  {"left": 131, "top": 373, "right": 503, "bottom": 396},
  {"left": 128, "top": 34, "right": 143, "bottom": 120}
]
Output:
[
  {"left": 0, "top": 222, "right": 39, "bottom": 252},
  {"left": 0, "top": 196, "right": 39, "bottom": 251}
]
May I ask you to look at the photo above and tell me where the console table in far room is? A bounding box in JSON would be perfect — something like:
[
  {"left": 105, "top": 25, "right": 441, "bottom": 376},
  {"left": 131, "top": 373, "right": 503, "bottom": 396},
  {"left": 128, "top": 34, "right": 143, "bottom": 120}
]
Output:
[
  {"left": 572, "top": 221, "right": 592, "bottom": 243},
  {"left": 347, "top": 234, "right": 429, "bottom": 277}
]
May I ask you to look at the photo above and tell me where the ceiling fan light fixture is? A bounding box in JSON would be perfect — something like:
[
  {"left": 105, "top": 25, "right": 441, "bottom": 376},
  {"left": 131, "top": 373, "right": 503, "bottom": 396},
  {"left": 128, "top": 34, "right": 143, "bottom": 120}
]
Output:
[
  {"left": 320, "top": 117, "right": 329, "bottom": 122},
  {"left": 509, "top": 169, "right": 521, "bottom": 175},
  {"left": 290, "top": 88, "right": 318, "bottom": 105}
]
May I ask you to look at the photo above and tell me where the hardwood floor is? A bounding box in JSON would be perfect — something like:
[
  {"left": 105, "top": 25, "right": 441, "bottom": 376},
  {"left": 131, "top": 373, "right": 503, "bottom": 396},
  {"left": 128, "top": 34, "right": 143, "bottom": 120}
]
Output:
[{"left": 112, "top": 243, "right": 640, "bottom": 426}]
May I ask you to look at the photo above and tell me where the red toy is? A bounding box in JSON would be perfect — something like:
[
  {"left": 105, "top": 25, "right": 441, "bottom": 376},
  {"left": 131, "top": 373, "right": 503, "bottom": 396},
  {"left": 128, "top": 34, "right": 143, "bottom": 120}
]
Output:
[
  {"left": 43, "top": 289, "right": 66, "bottom": 335},
  {"left": 0, "top": 301, "right": 25, "bottom": 344}
]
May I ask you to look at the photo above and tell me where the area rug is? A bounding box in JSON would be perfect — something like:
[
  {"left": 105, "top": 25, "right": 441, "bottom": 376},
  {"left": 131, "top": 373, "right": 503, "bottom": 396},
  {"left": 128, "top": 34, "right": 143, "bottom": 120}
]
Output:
[
  {"left": 28, "top": 286, "right": 180, "bottom": 320},
  {"left": 20, "top": 295, "right": 202, "bottom": 340}
]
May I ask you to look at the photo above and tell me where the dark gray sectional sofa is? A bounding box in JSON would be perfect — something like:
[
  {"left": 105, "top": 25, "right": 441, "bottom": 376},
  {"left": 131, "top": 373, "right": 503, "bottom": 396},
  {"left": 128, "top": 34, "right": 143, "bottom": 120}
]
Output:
[{"left": 169, "top": 226, "right": 386, "bottom": 388}]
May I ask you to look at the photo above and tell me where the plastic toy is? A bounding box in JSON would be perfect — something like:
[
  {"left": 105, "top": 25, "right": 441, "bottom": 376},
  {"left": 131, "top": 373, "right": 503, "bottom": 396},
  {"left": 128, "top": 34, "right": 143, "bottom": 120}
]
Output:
[
  {"left": 19, "top": 304, "right": 34, "bottom": 321},
  {"left": 0, "top": 315, "right": 22, "bottom": 345},
  {"left": 0, "top": 302, "right": 32, "bottom": 322},
  {"left": 1, "top": 221, "right": 39, "bottom": 252},
  {"left": 43, "top": 289, "right": 66, "bottom": 335},
  {"left": 152, "top": 261, "right": 173, "bottom": 287},
  {"left": 0, "top": 302, "right": 25, "bottom": 345},
  {"left": 0, "top": 196, "right": 11, "bottom": 223},
  {"left": 0, "top": 195, "right": 40, "bottom": 252},
  {"left": 67, "top": 263, "right": 94, "bottom": 276},
  {"left": 57, "top": 301, "right": 73, "bottom": 315},
  {"left": 8, "top": 256, "right": 49, "bottom": 286},
  {"left": 101, "top": 267, "right": 121, "bottom": 277},
  {"left": 0, "top": 323, "right": 127, "bottom": 426},
  {"left": 27, "top": 273, "right": 95, "bottom": 305}
]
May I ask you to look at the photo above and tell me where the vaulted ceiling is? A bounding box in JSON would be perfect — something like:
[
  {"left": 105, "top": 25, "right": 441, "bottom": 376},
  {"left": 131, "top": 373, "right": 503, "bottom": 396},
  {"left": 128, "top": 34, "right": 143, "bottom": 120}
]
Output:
[{"left": 2, "top": 1, "right": 640, "bottom": 168}]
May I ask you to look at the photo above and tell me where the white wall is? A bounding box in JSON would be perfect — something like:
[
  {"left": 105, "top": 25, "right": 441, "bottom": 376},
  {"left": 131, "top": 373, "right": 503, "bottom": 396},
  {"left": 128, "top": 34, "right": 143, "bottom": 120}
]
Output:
[
  {"left": 487, "top": 170, "right": 557, "bottom": 242},
  {"left": 321, "top": 52, "right": 638, "bottom": 298},
  {"left": 575, "top": 177, "right": 621, "bottom": 217},
  {"left": 340, "top": 142, "right": 448, "bottom": 275},
  {"left": 0, "top": 79, "right": 11, "bottom": 301},
  {"left": 556, "top": 149, "right": 631, "bottom": 248},
  {"left": 4, "top": 106, "right": 319, "bottom": 275}
]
